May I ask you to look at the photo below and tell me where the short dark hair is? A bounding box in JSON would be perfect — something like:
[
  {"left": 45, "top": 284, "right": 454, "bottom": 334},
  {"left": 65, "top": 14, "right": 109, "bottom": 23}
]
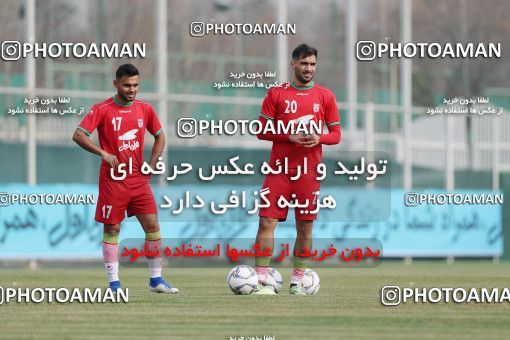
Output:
[
  {"left": 115, "top": 64, "right": 139, "bottom": 79},
  {"left": 292, "top": 44, "right": 318, "bottom": 60}
]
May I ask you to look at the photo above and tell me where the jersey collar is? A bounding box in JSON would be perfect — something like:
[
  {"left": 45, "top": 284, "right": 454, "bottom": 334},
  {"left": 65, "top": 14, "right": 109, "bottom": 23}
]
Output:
[
  {"left": 290, "top": 80, "right": 315, "bottom": 90},
  {"left": 113, "top": 95, "right": 133, "bottom": 107}
]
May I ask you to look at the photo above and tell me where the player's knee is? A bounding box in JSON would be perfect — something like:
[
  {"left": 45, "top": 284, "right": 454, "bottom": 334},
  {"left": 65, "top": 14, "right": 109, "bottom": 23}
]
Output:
[
  {"left": 259, "top": 217, "right": 277, "bottom": 232},
  {"left": 104, "top": 224, "right": 120, "bottom": 235},
  {"left": 296, "top": 223, "right": 313, "bottom": 239},
  {"left": 296, "top": 229, "right": 313, "bottom": 240},
  {"left": 144, "top": 224, "right": 160, "bottom": 233}
]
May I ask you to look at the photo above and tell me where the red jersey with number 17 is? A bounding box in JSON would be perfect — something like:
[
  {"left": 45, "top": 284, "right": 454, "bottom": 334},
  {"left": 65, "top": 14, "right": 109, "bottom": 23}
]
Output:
[
  {"left": 259, "top": 81, "right": 340, "bottom": 168},
  {"left": 78, "top": 96, "right": 162, "bottom": 183}
]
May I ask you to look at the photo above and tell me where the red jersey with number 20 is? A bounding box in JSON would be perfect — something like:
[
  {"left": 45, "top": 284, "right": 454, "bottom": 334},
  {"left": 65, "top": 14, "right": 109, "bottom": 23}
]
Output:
[
  {"left": 259, "top": 81, "right": 340, "bottom": 168},
  {"left": 78, "top": 97, "right": 162, "bottom": 183}
]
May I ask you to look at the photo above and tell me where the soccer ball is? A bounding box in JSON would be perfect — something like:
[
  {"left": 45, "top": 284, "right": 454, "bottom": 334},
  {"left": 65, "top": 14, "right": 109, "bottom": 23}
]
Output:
[
  {"left": 301, "top": 269, "right": 320, "bottom": 295},
  {"left": 227, "top": 265, "right": 258, "bottom": 295},
  {"left": 265, "top": 268, "right": 283, "bottom": 294}
]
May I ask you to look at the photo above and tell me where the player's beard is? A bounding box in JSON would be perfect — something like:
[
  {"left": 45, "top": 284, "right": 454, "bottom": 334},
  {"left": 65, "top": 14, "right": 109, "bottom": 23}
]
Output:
[
  {"left": 118, "top": 92, "right": 136, "bottom": 102},
  {"left": 295, "top": 69, "right": 314, "bottom": 84}
]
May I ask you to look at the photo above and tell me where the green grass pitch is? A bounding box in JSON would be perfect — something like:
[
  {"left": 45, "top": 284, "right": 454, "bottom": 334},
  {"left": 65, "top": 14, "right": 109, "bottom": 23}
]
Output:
[{"left": 1, "top": 261, "right": 510, "bottom": 339}]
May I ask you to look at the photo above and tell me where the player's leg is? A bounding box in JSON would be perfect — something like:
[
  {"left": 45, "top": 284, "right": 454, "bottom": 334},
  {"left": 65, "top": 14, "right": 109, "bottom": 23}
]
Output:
[
  {"left": 103, "top": 223, "right": 122, "bottom": 291},
  {"left": 290, "top": 170, "right": 319, "bottom": 295},
  {"left": 136, "top": 213, "right": 178, "bottom": 294},
  {"left": 255, "top": 217, "right": 278, "bottom": 283},
  {"left": 290, "top": 220, "right": 313, "bottom": 295},
  {"left": 127, "top": 181, "right": 178, "bottom": 294},
  {"left": 252, "top": 217, "right": 278, "bottom": 295},
  {"left": 96, "top": 178, "right": 129, "bottom": 292},
  {"left": 254, "top": 173, "right": 290, "bottom": 294}
]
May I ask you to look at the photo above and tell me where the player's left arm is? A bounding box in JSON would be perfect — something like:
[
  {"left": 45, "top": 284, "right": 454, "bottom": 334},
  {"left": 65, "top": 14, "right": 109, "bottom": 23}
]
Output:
[
  {"left": 146, "top": 105, "right": 166, "bottom": 168},
  {"left": 303, "top": 93, "right": 341, "bottom": 148},
  {"left": 148, "top": 132, "right": 165, "bottom": 169}
]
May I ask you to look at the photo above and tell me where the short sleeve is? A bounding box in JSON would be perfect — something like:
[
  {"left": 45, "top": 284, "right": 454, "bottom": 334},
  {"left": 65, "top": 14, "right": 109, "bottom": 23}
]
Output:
[
  {"left": 260, "top": 88, "right": 277, "bottom": 120},
  {"left": 146, "top": 104, "right": 162, "bottom": 136},
  {"left": 78, "top": 104, "right": 102, "bottom": 136},
  {"left": 324, "top": 93, "right": 340, "bottom": 127}
]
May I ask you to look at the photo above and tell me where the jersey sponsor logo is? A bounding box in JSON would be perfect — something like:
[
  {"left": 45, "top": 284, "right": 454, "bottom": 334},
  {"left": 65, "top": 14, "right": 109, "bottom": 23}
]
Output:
[
  {"left": 296, "top": 92, "right": 309, "bottom": 96},
  {"left": 118, "top": 129, "right": 138, "bottom": 141},
  {"left": 119, "top": 110, "right": 131, "bottom": 113},
  {"left": 288, "top": 114, "right": 321, "bottom": 134},
  {"left": 119, "top": 140, "right": 140, "bottom": 152},
  {"left": 138, "top": 119, "right": 143, "bottom": 128},
  {"left": 118, "top": 129, "right": 140, "bottom": 151},
  {"left": 289, "top": 114, "right": 315, "bottom": 125},
  {"left": 313, "top": 103, "right": 320, "bottom": 113}
]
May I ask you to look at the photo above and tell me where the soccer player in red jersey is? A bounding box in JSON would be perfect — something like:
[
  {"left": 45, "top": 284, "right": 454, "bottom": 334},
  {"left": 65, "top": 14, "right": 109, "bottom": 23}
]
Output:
[
  {"left": 254, "top": 44, "right": 341, "bottom": 295},
  {"left": 72, "top": 64, "right": 178, "bottom": 294}
]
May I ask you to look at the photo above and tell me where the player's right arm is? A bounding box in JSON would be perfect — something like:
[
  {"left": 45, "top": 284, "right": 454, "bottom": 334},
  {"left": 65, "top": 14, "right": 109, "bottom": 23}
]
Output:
[
  {"left": 72, "top": 129, "right": 119, "bottom": 168},
  {"left": 72, "top": 104, "right": 119, "bottom": 168}
]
